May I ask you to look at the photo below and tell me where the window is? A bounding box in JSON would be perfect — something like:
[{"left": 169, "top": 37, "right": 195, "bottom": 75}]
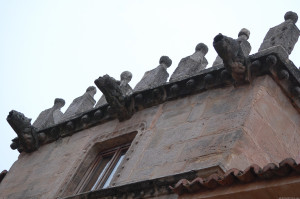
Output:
[
  {"left": 74, "top": 144, "right": 130, "bottom": 193},
  {"left": 61, "top": 130, "right": 140, "bottom": 197}
]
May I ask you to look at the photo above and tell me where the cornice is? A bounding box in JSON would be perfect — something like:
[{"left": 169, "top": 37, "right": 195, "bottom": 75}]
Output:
[{"left": 7, "top": 46, "right": 300, "bottom": 153}]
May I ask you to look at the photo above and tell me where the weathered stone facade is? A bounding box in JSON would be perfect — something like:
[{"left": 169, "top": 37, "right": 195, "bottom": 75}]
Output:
[
  {"left": 1, "top": 11, "right": 300, "bottom": 199},
  {"left": 1, "top": 72, "right": 300, "bottom": 199}
]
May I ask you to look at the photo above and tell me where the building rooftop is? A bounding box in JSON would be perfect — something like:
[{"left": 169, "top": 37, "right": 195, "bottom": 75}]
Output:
[
  {"left": 1, "top": 10, "right": 300, "bottom": 199},
  {"left": 5, "top": 11, "right": 300, "bottom": 154}
]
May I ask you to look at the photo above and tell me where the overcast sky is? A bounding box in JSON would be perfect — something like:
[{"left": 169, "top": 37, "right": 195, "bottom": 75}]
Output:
[{"left": 0, "top": 0, "right": 300, "bottom": 171}]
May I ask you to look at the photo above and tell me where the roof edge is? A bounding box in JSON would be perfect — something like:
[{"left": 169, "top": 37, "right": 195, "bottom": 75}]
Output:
[{"left": 8, "top": 46, "right": 300, "bottom": 153}]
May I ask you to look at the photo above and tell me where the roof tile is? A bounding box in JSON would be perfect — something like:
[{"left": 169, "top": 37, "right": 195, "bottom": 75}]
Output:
[{"left": 170, "top": 158, "right": 300, "bottom": 195}]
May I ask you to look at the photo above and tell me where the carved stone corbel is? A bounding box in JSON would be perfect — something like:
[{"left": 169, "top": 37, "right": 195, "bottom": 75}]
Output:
[
  {"left": 94, "top": 75, "right": 135, "bottom": 121},
  {"left": 213, "top": 33, "right": 251, "bottom": 84},
  {"left": 7, "top": 110, "right": 39, "bottom": 153}
]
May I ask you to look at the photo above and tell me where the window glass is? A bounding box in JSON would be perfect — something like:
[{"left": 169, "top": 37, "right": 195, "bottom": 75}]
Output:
[
  {"left": 103, "top": 153, "right": 125, "bottom": 188},
  {"left": 91, "top": 156, "right": 112, "bottom": 190},
  {"left": 78, "top": 144, "right": 130, "bottom": 193}
]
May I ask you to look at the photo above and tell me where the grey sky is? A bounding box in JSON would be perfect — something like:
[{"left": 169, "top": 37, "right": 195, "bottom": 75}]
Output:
[{"left": 0, "top": 0, "right": 300, "bottom": 171}]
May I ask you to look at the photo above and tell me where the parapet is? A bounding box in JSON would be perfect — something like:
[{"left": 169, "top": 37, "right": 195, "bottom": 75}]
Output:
[
  {"left": 134, "top": 56, "right": 172, "bottom": 92},
  {"left": 169, "top": 43, "right": 208, "bottom": 82},
  {"left": 259, "top": 11, "right": 299, "bottom": 54},
  {"left": 61, "top": 86, "right": 97, "bottom": 121},
  {"left": 6, "top": 11, "right": 300, "bottom": 153},
  {"left": 33, "top": 98, "right": 65, "bottom": 130}
]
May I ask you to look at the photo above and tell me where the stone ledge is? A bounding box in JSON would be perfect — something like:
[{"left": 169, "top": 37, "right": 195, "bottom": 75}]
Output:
[
  {"left": 61, "top": 165, "right": 224, "bottom": 199},
  {"left": 9, "top": 46, "right": 300, "bottom": 153}
]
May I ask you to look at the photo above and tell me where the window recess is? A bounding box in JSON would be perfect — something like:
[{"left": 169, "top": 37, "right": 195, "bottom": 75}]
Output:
[{"left": 75, "top": 144, "right": 130, "bottom": 193}]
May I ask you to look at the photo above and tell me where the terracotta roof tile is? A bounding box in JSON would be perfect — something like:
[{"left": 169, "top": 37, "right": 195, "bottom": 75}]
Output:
[{"left": 170, "top": 158, "right": 300, "bottom": 195}]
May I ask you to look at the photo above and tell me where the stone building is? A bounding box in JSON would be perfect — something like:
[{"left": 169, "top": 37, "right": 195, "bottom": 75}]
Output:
[{"left": 1, "top": 11, "right": 300, "bottom": 199}]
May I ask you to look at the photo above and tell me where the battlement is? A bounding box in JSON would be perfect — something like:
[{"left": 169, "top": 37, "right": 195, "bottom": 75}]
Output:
[{"left": 6, "top": 11, "right": 300, "bottom": 153}]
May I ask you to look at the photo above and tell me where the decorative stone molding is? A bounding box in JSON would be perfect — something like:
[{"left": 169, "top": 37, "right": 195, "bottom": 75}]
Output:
[
  {"left": 94, "top": 75, "right": 135, "bottom": 121},
  {"left": 170, "top": 43, "right": 208, "bottom": 82},
  {"left": 7, "top": 110, "right": 39, "bottom": 153},
  {"left": 95, "top": 71, "right": 133, "bottom": 108},
  {"left": 259, "top": 11, "right": 299, "bottom": 55},
  {"left": 7, "top": 45, "right": 300, "bottom": 153},
  {"left": 134, "top": 56, "right": 172, "bottom": 92},
  {"left": 33, "top": 98, "right": 65, "bottom": 130},
  {"left": 6, "top": 9, "right": 300, "bottom": 153},
  {"left": 213, "top": 28, "right": 251, "bottom": 67},
  {"left": 62, "top": 86, "right": 97, "bottom": 122},
  {"left": 213, "top": 33, "right": 251, "bottom": 83}
]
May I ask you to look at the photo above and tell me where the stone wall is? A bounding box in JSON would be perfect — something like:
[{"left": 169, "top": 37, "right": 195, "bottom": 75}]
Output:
[
  {"left": 228, "top": 75, "right": 300, "bottom": 169},
  {"left": 0, "top": 75, "right": 299, "bottom": 199}
]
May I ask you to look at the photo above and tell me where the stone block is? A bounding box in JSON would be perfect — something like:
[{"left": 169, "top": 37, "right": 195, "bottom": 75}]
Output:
[
  {"left": 115, "top": 105, "right": 158, "bottom": 131},
  {"left": 152, "top": 161, "right": 186, "bottom": 178},
  {"left": 254, "top": 124, "right": 291, "bottom": 162},
  {"left": 253, "top": 89, "right": 296, "bottom": 137},
  {"left": 243, "top": 109, "right": 264, "bottom": 136},
  {"left": 62, "top": 86, "right": 96, "bottom": 121},
  {"left": 169, "top": 43, "right": 208, "bottom": 82},
  {"left": 229, "top": 130, "right": 270, "bottom": 169},
  {"left": 206, "top": 86, "right": 234, "bottom": 99},
  {"left": 202, "top": 110, "right": 248, "bottom": 137},
  {"left": 134, "top": 56, "right": 172, "bottom": 92},
  {"left": 178, "top": 131, "right": 243, "bottom": 162},
  {"left": 162, "top": 96, "right": 193, "bottom": 112},
  {"left": 155, "top": 106, "right": 191, "bottom": 129},
  {"left": 183, "top": 154, "right": 223, "bottom": 172},
  {"left": 258, "top": 76, "right": 300, "bottom": 126},
  {"left": 186, "top": 102, "right": 206, "bottom": 122},
  {"left": 33, "top": 98, "right": 65, "bottom": 130},
  {"left": 146, "top": 128, "right": 163, "bottom": 149},
  {"left": 151, "top": 122, "right": 204, "bottom": 148},
  {"left": 114, "top": 131, "right": 154, "bottom": 184},
  {"left": 178, "top": 136, "right": 213, "bottom": 161},
  {"left": 201, "top": 93, "right": 241, "bottom": 119},
  {"left": 259, "top": 11, "right": 299, "bottom": 55},
  {"left": 193, "top": 89, "right": 210, "bottom": 102},
  {"left": 129, "top": 165, "right": 155, "bottom": 182},
  {"left": 136, "top": 143, "right": 185, "bottom": 170}
]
